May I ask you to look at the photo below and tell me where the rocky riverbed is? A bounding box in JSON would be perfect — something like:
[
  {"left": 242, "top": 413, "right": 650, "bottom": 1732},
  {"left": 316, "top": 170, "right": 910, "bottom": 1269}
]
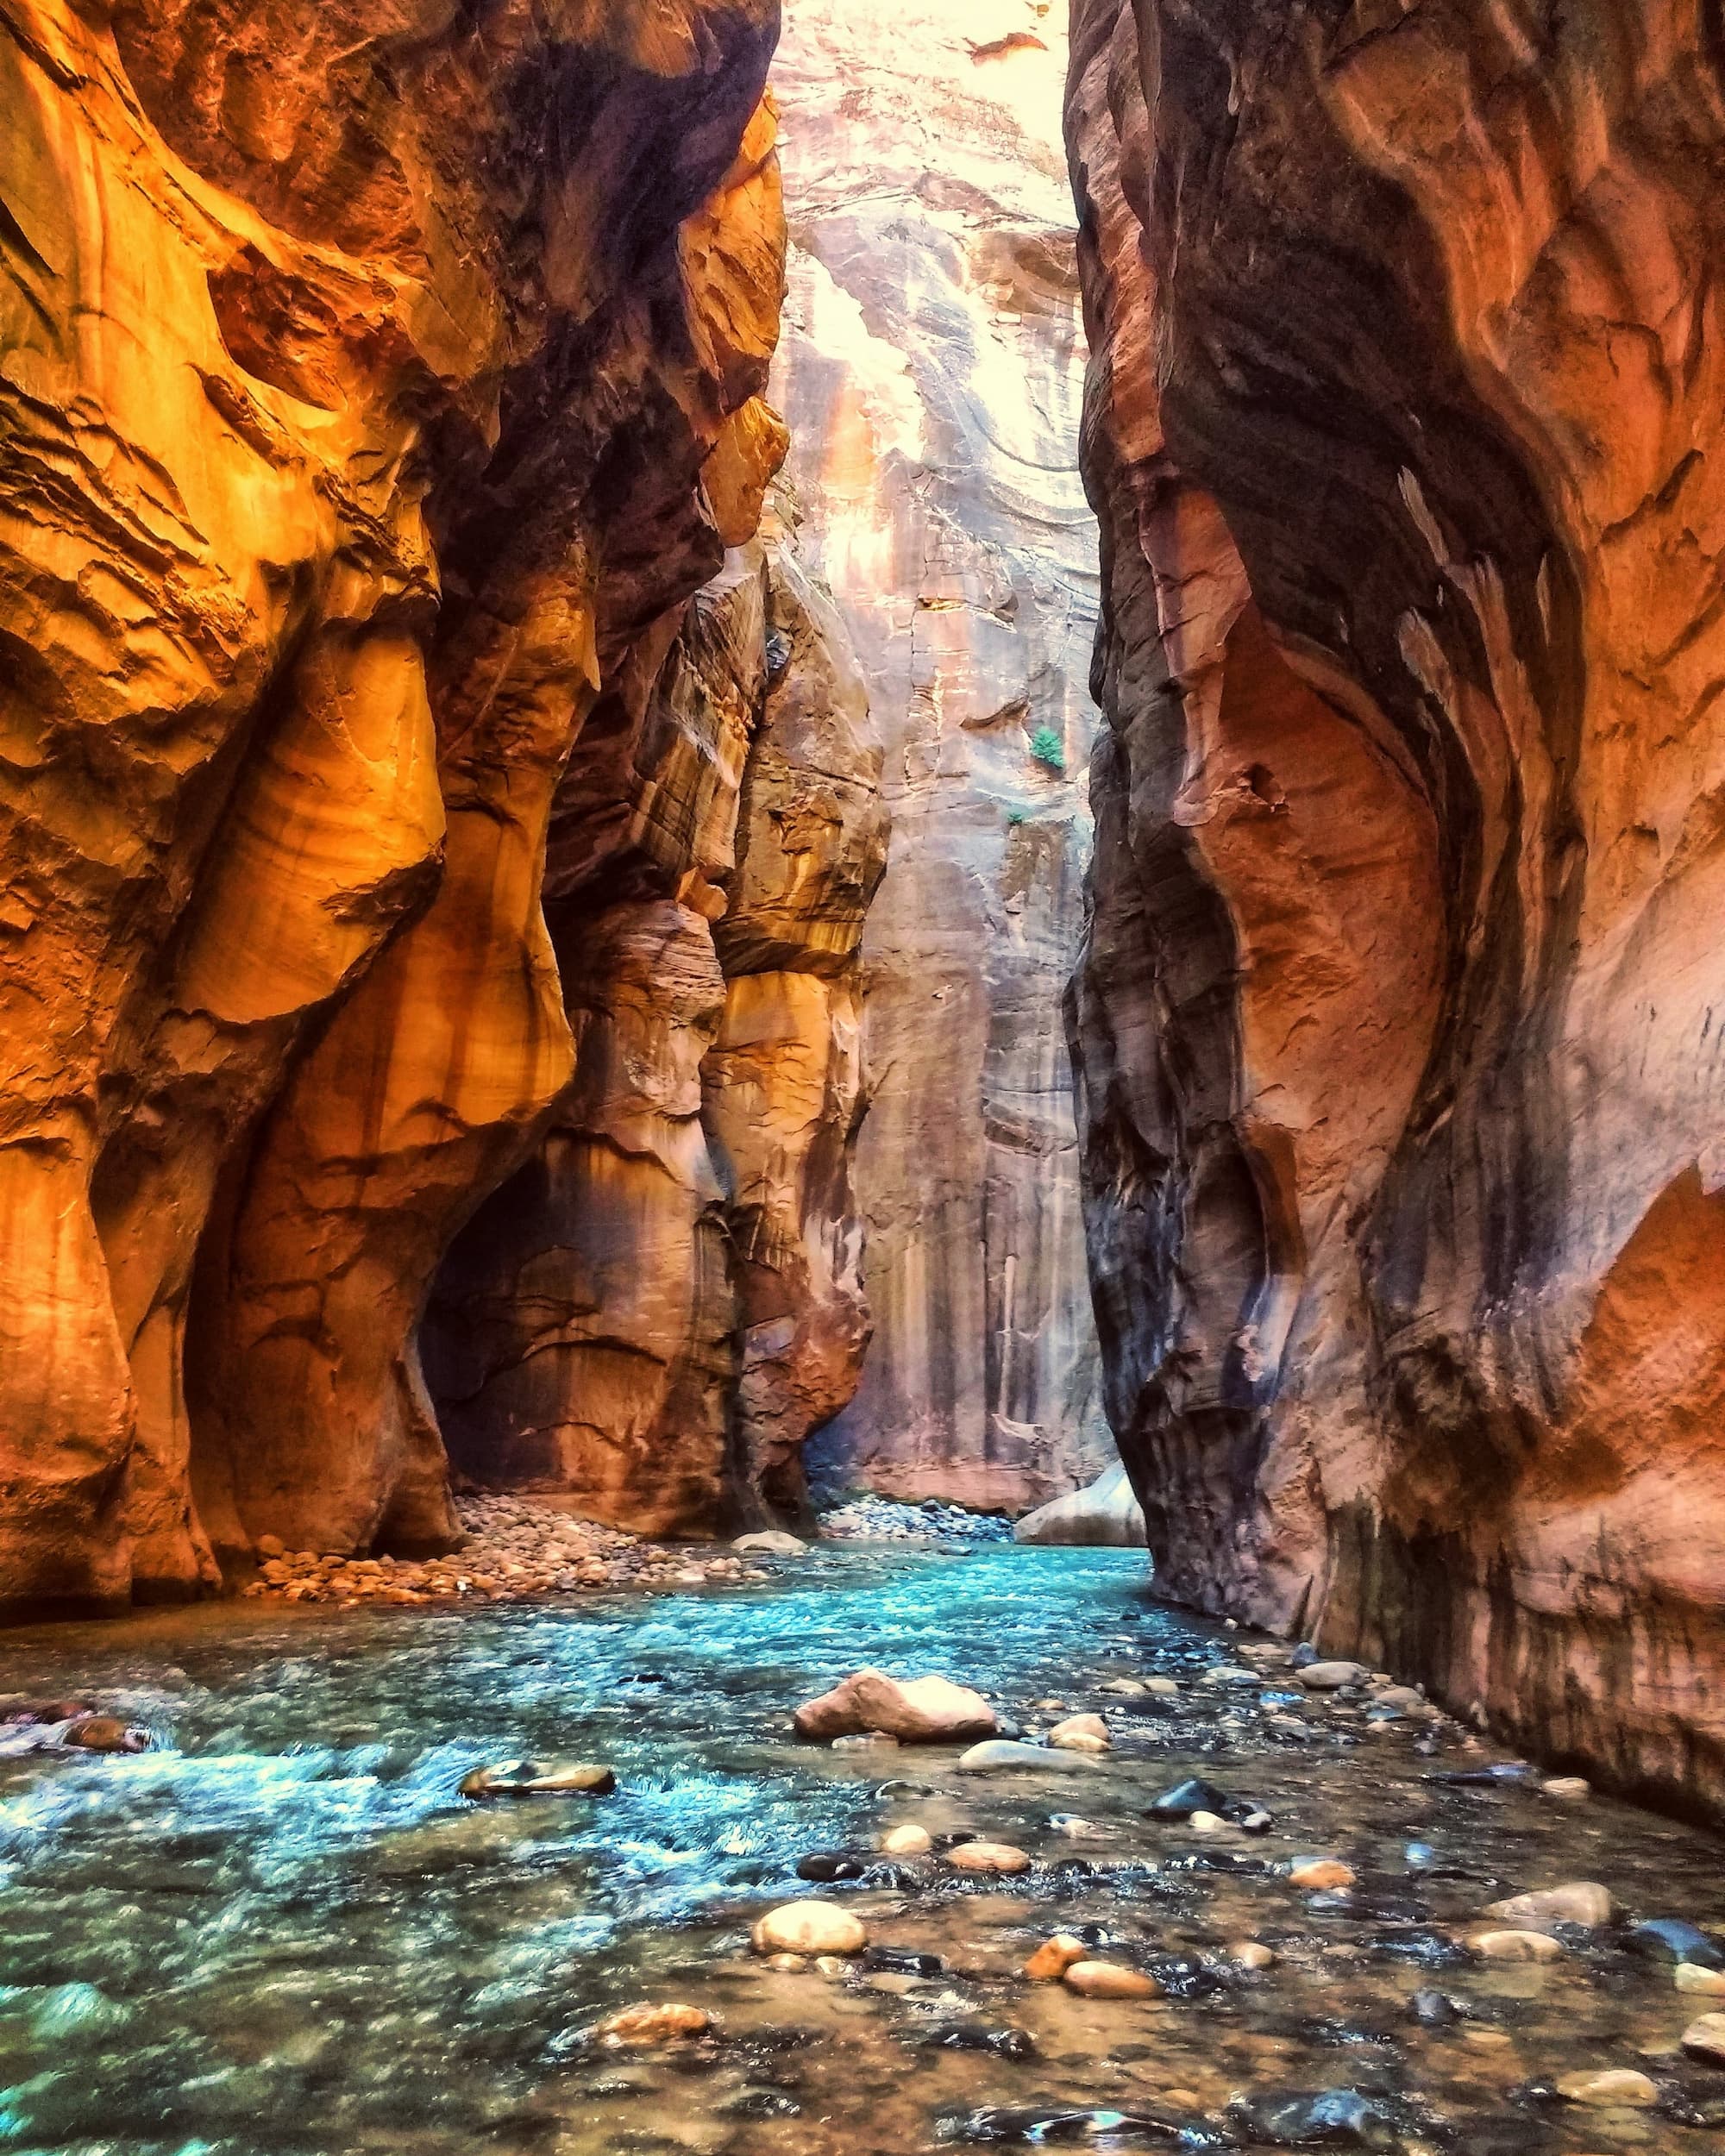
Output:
[
  {"left": 229, "top": 1493, "right": 1011, "bottom": 1611},
  {"left": 2, "top": 1546, "right": 1723, "bottom": 2154}
]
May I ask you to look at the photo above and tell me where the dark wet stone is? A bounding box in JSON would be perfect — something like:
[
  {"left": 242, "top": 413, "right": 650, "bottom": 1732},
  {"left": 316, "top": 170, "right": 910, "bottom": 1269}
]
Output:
[
  {"left": 1165, "top": 1852, "right": 1270, "bottom": 1877},
  {"left": 1371, "top": 1928, "right": 1466, "bottom": 1975},
  {"left": 875, "top": 1779, "right": 943, "bottom": 1797},
  {"left": 1295, "top": 2019, "right": 1400, "bottom": 2053},
  {"left": 796, "top": 1851, "right": 867, "bottom": 1882},
  {"left": 935, "top": 2104, "right": 1234, "bottom": 2147},
  {"left": 1148, "top": 1956, "right": 1230, "bottom": 1999},
  {"left": 1399, "top": 1842, "right": 1489, "bottom": 1881},
  {"left": 1628, "top": 1918, "right": 1725, "bottom": 1969},
  {"left": 1409, "top": 1989, "right": 1464, "bottom": 2028},
  {"left": 1230, "top": 2089, "right": 1399, "bottom": 2147},
  {"left": 1427, "top": 1763, "right": 1539, "bottom": 1788},
  {"left": 1149, "top": 1777, "right": 1229, "bottom": 1819},
  {"left": 868, "top": 1860, "right": 934, "bottom": 1890},
  {"left": 1291, "top": 1644, "right": 1319, "bottom": 1669},
  {"left": 863, "top": 1946, "right": 944, "bottom": 1977},
  {"left": 718, "top": 2089, "right": 802, "bottom": 2119},
  {"left": 1657, "top": 2087, "right": 1725, "bottom": 2128},
  {"left": 1220, "top": 1795, "right": 1270, "bottom": 1826},
  {"left": 920, "top": 2021, "right": 1038, "bottom": 2060}
]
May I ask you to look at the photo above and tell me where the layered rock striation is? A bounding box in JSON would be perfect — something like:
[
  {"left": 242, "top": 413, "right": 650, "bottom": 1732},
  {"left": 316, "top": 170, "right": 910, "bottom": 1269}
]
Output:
[
  {"left": 422, "top": 530, "right": 887, "bottom": 1532},
  {"left": 1068, "top": 0, "right": 1725, "bottom": 1809},
  {"left": 769, "top": 0, "right": 1115, "bottom": 1511},
  {"left": 0, "top": 0, "right": 881, "bottom": 1610}
]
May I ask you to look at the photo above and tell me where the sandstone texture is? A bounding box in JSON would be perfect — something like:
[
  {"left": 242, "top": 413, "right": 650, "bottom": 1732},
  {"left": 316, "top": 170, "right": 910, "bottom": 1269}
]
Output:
[
  {"left": 1067, "top": 0, "right": 1725, "bottom": 1812},
  {"left": 792, "top": 1668, "right": 997, "bottom": 1743},
  {"left": 768, "top": 0, "right": 1114, "bottom": 1511},
  {"left": 1013, "top": 1462, "right": 1145, "bottom": 1546},
  {"left": 420, "top": 531, "right": 887, "bottom": 1532},
  {"left": 0, "top": 0, "right": 879, "bottom": 1609}
]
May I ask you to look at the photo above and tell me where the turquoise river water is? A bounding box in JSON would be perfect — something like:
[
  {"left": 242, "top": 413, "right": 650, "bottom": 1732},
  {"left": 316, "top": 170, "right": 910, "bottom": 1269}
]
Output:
[{"left": 2, "top": 1545, "right": 1724, "bottom": 2154}]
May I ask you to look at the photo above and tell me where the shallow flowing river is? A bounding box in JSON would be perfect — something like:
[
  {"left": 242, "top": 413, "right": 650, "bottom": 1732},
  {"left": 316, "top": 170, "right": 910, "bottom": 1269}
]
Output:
[{"left": 3, "top": 1545, "right": 1724, "bottom": 2154}]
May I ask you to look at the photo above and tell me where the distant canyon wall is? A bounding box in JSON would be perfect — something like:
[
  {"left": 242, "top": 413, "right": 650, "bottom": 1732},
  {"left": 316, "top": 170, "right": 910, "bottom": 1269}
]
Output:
[
  {"left": 769, "top": 0, "right": 1116, "bottom": 1512},
  {"left": 1068, "top": 0, "right": 1725, "bottom": 1811},
  {"left": 0, "top": 0, "right": 886, "bottom": 1610}
]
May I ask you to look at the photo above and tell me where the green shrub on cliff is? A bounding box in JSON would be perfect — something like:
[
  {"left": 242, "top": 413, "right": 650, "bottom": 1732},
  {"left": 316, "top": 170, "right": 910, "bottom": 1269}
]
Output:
[{"left": 1028, "top": 725, "right": 1065, "bottom": 774}]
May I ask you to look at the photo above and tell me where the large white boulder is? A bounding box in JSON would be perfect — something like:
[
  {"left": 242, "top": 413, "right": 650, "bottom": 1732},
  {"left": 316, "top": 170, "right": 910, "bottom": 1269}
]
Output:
[
  {"left": 1013, "top": 1464, "right": 1146, "bottom": 1548},
  {"left": 792, "top": 1668, "right": 997, "bottom": 1742}
]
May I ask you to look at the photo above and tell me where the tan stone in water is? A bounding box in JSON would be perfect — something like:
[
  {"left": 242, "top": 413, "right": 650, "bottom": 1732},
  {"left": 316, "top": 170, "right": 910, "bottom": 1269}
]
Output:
[
  {"left": 1677, "top": 1964, "right": 1725, "bottom": 1996},
  {"left": 1484, "top": 1882, "right": 1613, "bottom": 1928},
  {"left": 1289, "top": 1859, "right": 1355, "bottom": 1890},
  {"left": 1049, "top": 1714, "right": 1110, "bottom": 1751},
  {"left": 1681, "top": 2012, "right": 1725, "bottom": 2064},
  {"left": 793, "top": 1670, "right": 996, "bottom": 1743},
  {"left": 880, "top": 1824, "right": 933, "bottom": 1855},
  {"left": 1555, "top": 2071, "right": 1657, "bottom": 2108},
  {"left": 1230, "top": 1942, "right": 1275, "bottom": 1970},
  {"left": 1024, "top": 1934, "right": 1088, "bottom": 1980},
  {"left": 751, "top": 1902, "right": 868, "bottom": 1956},
  {"left": 1063, "top": 1961, "right": 1158, "bottom": 1999},
  {"left": 599, "top": 2004, "right": 712, "bottom": 2046},
  {"left": 945, "top": 1841, "right": 1031, "bottom": 1875},
  {"left": 1467, "top": 1930, "right": 1565, "bottom": 1962}
]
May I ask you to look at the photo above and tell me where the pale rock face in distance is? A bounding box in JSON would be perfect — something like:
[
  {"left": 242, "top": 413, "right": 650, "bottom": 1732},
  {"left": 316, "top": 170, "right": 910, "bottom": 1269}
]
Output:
[{"left": 768, "top": 0, "right": 1115, "bottom": 1512}]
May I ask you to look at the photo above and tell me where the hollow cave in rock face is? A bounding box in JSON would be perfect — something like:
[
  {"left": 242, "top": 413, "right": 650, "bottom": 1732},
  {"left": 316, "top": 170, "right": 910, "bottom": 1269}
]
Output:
[{"left": 4, "top": 0, "right": 1725, "bottom": 2150}]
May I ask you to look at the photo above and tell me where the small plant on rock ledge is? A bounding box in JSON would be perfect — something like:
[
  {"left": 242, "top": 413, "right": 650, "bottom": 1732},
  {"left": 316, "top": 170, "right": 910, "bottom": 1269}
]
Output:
[{"left": 1027, "top": 724, "right": 1065, "bottom": 774}]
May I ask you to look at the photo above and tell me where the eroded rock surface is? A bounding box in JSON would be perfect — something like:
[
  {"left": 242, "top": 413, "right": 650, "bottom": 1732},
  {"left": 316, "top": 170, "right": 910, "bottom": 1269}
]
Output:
[
  {"left": 768, "top": 0, "right": 1114, "bottom": 1511},
  {"left": 421, "top": 533, "right": 887, "bottom": 1532},
  {"left": 1068, "top": 0, "right": 1725, "bottom": 1811},
  {"left": 0, "top": 0, "right": 853, "bottom": 1606}
]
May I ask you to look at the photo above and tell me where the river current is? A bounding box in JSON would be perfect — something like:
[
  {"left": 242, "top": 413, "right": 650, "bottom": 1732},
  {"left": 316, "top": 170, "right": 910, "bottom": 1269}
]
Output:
[{"left": 2, "top": 1545, "right": 1722, "bottom": 2153}]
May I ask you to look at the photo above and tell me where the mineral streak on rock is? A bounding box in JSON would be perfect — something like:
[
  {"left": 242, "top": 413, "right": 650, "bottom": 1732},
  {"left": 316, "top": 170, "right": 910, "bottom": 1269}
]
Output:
[
  {"left": 1066, "top": 0, "right": 1725, "bottom": 1812},
  {"left": 0, "top": 0, "right": 837, "bottom": 1607},
  {"left": 768, "top": 0, "right": 1116, "bottom": 1512}
]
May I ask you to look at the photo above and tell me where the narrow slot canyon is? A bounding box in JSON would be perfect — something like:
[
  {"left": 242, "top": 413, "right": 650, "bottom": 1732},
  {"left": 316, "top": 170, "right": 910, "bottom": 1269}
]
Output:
[{"left": 3, "top": 0, "right": 1725, "bottom": 2149}]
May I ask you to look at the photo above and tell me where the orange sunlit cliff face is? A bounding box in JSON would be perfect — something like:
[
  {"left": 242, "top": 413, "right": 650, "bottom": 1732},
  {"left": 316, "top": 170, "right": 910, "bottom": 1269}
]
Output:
[
  {"left": 1068, "top": 0, "right": 1725, "bottom": 1812},
  {"left": 0, "top": 0, "right": 889, "bottom": 1611}
]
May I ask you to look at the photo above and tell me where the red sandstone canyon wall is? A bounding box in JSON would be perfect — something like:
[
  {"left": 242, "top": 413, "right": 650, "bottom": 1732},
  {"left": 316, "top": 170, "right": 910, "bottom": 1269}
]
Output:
[
  {"left": 1067, "top": 0, "right": 1725, "bottom": 1811},
  {"left": 0, "top": 0, "right": 884, "bottom": 1608}
]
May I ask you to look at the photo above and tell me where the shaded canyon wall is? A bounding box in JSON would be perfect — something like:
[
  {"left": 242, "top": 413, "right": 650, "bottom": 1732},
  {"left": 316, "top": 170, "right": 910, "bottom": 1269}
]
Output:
[
  {"left": 1067, "top": 0, "right": 1725, "bottom": 1811},
  {"left": 769, "top": 0, "right": 1116, "bottom": 1511},
  {"left": 0, "top": 0, "right": 885, "bottom": 1608}
]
